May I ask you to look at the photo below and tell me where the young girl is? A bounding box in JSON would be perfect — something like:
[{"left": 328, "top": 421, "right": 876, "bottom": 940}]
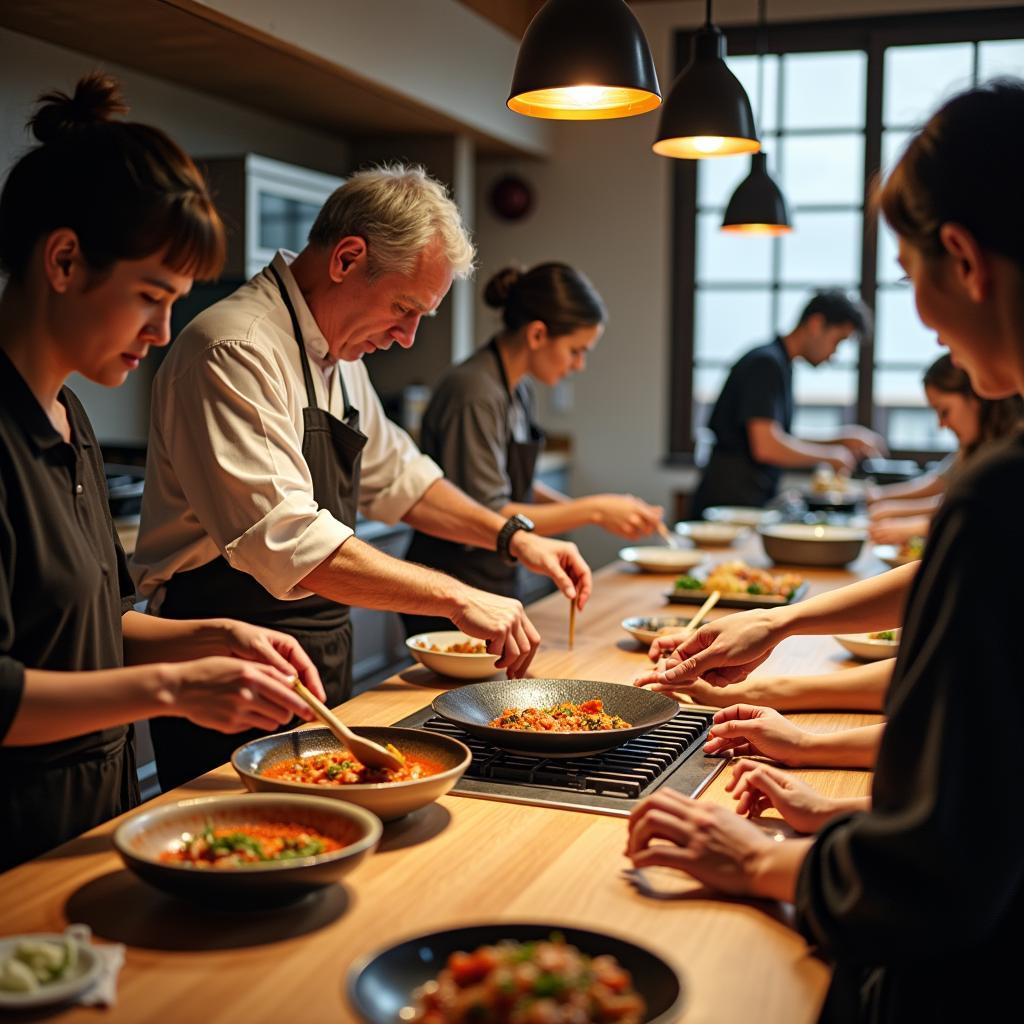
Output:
[
  {"left": 0, "top": 75, "right": 323, "bottom": 870},
  {"left": 627, "top": 79, "right": 1024, "bottom": 1021}
]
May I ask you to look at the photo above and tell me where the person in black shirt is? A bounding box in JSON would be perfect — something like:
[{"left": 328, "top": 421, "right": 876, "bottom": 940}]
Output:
[
  {"left": 627, "top": 79, "right": 1024, "bottom": 1022},
  {"left": 0, "top": 75, "right": 325, "bottom": 870},
  {"left": 691, "top": 291, "right": 885, "bottom": 517}
]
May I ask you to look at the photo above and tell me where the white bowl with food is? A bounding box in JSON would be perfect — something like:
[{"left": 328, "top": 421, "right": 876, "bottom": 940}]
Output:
[
  {"left": 618, "top": 546, "right": 707, "bottom": 574},
  {"left": 703, "top": 506, "right": 779, "bottom": 527},
  {"left": 0, "top": 929, "right": 102, "bottom": 1011},
  {"left": 406, "top": 631, "right": 501, "bottom": 681},
  {"left": 621, "top": 615, "right": 694, "bottom": 647},
  {"left": 759, "top": 523, "right": 867, "bottom": 567},
  {"left": 674, "top": 520, "right": 747, "bottom": 547},
  {"left": 874, "top": 540, "right": 924, "bottom": 568},
  {"left": 833, "top": 629, "right": 902, "bottom": 661}
]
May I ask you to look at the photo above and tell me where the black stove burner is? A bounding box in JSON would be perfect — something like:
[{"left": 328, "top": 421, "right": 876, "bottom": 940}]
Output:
[{"left": 392, "top": 706, "right": 725, "bottom": 816}]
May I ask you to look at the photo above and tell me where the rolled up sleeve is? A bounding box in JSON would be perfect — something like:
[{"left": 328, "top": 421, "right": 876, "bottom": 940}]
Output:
[
  {"left": 0, "top": 506, "right": 25, "bottom": 741},
  {"left": 345, "top": 361, "right": 443, "bottom": 524},
  {"left": 165, "top": 341, "right": 353, "bottom": 600}
]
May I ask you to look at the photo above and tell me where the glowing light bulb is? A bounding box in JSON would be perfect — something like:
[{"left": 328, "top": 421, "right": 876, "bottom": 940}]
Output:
[{"left": 691, "top": 136, "right": 726, "bottom": 153}]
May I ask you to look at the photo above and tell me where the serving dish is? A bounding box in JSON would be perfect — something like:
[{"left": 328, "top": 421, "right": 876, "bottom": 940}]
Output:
[
  {"left": 432, "top": 679, "right": 679, "bottom": 758},
  {"left": 833, "top": 629, "right": 901, "bottom": 661},
  {"left": 618, "top": 547, "right": 706, "bottom": 574},
  {"left": 673, "top": 520, "right": 746, "bottom": 546},
  {"left": 406, "top": 631, "right": 502, "bottom": 681},
  {"left": 759, "top": 523, "right": 867, "bottom": 567},
  {"left": 621, "top": 615, "right": 694, "bottom": 647},
  {"left": 232, "top": 726, "right": 471, "bottom": 822},
  {"left": 347, "top": 922, "right": 685, "bottom": 1024},
  {"left": 113, "top": 794, "right": 381, "bottom": 907},
  {"left": 0, "top": 930, "right": 102, "bottom": 1011}
]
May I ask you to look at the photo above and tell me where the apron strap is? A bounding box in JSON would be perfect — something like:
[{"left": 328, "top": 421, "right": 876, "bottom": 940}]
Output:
[{"left": 270, "top": 264, "right": 320, "bottom": 411}]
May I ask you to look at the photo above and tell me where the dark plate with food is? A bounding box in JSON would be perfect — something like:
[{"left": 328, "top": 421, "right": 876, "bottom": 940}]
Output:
[
  {"left": 432, "top": 680, "right": 679, "bottom": 758},
  {"left": 347, "top": 923, "right": 684, "bottom": 1024},
  {"left": 232, "top": 727, "right": 471, "bottom": 822},
  {"left": 113, "top": 794, "right": 381, "bottom": 907},
  {"left": 666, "top": 560, "right": 808, "bottom": 609}
]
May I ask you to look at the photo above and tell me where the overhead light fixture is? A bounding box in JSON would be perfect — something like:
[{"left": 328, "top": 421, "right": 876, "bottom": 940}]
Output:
[
  {"left": 653, "top": 0, "right": 759, "bottom": 158},
  {"left": 507, "top": 0, "right": 661, "bottom": 120},
  {"left": 721, "top": 2, "right": 791, "bottom": 233}
]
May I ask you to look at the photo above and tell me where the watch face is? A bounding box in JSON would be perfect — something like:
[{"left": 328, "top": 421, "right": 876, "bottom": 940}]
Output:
[{"left": 514, "top": 513, "right": 535, "bottom": 531}]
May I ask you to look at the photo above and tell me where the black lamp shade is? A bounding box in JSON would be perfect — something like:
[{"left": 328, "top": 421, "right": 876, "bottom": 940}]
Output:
[
  {"left": 507, "top": 0, "right": 661, "bottom": 120},
  {"left": 721, "top": 152, "right": 792, "bottom": 234},
  {"left": 653, "top": 25, "right": 760, "bottom": 158}
]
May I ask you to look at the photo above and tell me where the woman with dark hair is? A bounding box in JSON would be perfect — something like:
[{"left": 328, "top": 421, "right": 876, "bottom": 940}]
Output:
[
  {"left": 0, "top": 75, "right": 323, "bottom": 869},
  {"left": 628, "top": 78, "right": 1024, "bottom": 1022},
  {"left": 868, "top": 353, "right": 1023, "bottom": 544},
  {"left": 402, "top": 262, "right": 662, "bottom": 634}
]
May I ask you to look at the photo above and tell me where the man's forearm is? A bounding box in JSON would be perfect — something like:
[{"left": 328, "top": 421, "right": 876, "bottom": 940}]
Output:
[
  {"left": 750, "top": 421, "right": 846, "bottom": 469},
  {"left": 401, "top": 479, "right": 505, "bottom": 549},
  {"left": 300, "top": 535, "right": 467, "bottom": 616},
  {"left": 501, "top": 497, "right": 596, "bottom": 537}
]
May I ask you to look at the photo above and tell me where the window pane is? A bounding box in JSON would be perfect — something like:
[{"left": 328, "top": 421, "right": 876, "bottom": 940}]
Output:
[
  {"left": 881, "top": 129, "right": 912, "bottom": 177},
  {"left": 696, "top": 212, "right": 774, "bottom": 284},
  {"left": 883, "top": 43, "right": 974, "bottom": 128},
  {"left": 783, "top": 51, "right": 867, "bottom": 130},
  {"left": 875, "top": 286, "right": 940, "bottom": 365},
  {"left": 727, "top": 54, "right": 779, "bottom": 134},
  {"left": 885, "top": 405, "right": 957, "bottom": 452},
  {"left": 693, "top": 364, "right": 730, "bottom": 407},
  {"left": 792, "top": 406, "right": 846, "bottom": 438},
  {"left": 779, "top": 211, "right": 861, "bottom": 284},
  {"left": 978, "top": 39, "right": 1024, "bottom": 79},
  {"left": 779, "top": 133, "right": 864, "bottom": 206},
  {"left": 694, "top": 289, "right": 772, "bottom": 366},
  {"left": 793, "top": 360, "right": 858, "bottom": 411},
  {"left": 697, "top": 139, "right": 777, "bottom": 209}
]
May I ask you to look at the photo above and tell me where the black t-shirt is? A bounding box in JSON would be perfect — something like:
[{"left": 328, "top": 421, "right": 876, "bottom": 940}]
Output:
[
  {"left": 796, "top": 431, "right": 1024, "bottom": 1022},
  {"left": 0, "top": 349, "right": 137, "bottom": 758},
  {"left": 693, "top": 337, "right": 794, "bottom": 513}
]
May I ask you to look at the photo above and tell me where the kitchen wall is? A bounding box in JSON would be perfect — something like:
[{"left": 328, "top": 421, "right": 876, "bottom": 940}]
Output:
[
  {"left": 472, "top": 0, "right": 1024, "bottom": 570},
  {"left": 0, "top": 25, "right": 351, "bottom": 446}
]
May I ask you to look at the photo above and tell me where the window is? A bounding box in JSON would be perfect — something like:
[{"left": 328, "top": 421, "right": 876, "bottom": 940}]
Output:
[{"left": 670, "top": 10, "right": 1024, "bottom": 461}]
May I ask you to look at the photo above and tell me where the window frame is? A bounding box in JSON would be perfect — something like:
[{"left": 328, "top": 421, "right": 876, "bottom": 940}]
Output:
[{"left": 667, "top": 7, "right": 1024, "bottom": 464}]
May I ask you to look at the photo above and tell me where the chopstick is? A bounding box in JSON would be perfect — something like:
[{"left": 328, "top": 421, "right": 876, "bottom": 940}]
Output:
[
  {"left": 568, "top": 597, "right": 577, "bottom": 650},
  {"left": 684, "top": 590, "right": 721, "bottom": 636},
  {"left": 656, "top": 521, "right": 680, "bottom": 548}
]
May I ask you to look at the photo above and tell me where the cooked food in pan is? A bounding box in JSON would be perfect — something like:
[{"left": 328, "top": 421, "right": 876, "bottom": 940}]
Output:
[
  {"left": 417, "top": 639, "right": 488, "bottom": 655},
  {"left": 410, "top": 934, "right": 646, "bottom": 1024},
  {"left": 489, "top": 699, "right": 631, "bottom": 732},
  {"left": 160, "top": 821, "right": 344, "bottom": 868},
  {"left": 675, "top": 560, "right": 803, "bottom": 600},
  {"left": 262, "top": 749, "right": 442, "bottom": 786}
]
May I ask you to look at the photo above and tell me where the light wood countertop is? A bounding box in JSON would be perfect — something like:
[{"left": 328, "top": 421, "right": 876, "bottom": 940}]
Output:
[{"left": 0, "top": 541, "right": 885, "bottom": 1023}]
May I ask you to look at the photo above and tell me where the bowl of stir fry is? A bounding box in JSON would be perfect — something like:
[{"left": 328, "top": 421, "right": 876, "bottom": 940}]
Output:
[
  {"left": 232, "top": 726, "right": 472, "bottom": 821},
  {"left": 407, "top": 631, "right": 503, "bottom": 681},
  {"left": 348, "top": 924, "right": 684, "bottom": 1024},
  {"left": 432, "top": 679, "right": 679, "bottom": 757},
  {"left": 113, "top": 794, "right": 382, "bottom": 907}
]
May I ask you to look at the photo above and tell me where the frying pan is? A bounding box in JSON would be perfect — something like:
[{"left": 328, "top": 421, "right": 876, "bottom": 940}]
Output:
[{"left": 432, "top": 679, "right": 679, "bottom": 758}]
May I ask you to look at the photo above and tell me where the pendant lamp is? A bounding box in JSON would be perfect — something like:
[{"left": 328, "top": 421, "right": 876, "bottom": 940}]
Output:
[
  {"left": 507, "top": 0, "right": 661, "bottom": 120},
  {"left": 721, "top": 1, "right": 792, "bottom": 233},
  {"left": 653, "top": 0, "right": 759, "bottom": 158}
]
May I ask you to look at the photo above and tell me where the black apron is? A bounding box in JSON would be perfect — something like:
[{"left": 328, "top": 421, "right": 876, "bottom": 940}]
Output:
[
  {"left": 150, "top": 265, "right": 368, "bottom": 791},
  {"left": 402, "top": 340, "right": 544, "bottom": 637}
]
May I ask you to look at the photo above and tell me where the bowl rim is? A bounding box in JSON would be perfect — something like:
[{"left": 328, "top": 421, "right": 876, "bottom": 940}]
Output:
[
  {"left": 833, "top": 631, "right": 901, "bottom": 647},
  {"left": 112, "top": 792, "right": 383, "bottom": 873},
  {"left": 758, "top": 523, "right": 867, "bottom": 541},
  {"left": 346, "top": 920, "right": 686, "bottom": 1024},
  {"left": 231, "top": 726, "right": 473, "bottom": 794},
  {"left": 621, "top": 614, "right": 694, "bottom": 634},
  {"left": 405, "top": 631, "right": 500, "bottom": 661},
  {"left": 618, "top": 546, "right": 705, "bottom": 565}
]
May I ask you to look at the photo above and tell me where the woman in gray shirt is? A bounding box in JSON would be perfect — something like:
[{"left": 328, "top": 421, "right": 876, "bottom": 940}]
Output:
[{"left": 403, "top": 263, "right": 662, "bottom": 635}]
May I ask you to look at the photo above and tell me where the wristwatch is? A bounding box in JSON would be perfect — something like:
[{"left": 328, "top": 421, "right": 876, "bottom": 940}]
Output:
[{"left": 496, "top": 513, "right": 535, "bottom": 564}]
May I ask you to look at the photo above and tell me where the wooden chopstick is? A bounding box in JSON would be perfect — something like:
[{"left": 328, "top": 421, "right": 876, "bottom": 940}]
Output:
[
  {"left": 684, "top": 590, "right": 721, "bottom": 636},
  {"left": 656, "top": 521, "right": 678, "bottom": 548},
  {"left": 568, "top": 597, "right": 577, "bottom": 650}
]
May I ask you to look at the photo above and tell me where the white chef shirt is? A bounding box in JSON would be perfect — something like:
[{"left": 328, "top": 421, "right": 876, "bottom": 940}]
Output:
[{"left": 131, "top": 251, "right": 443, "bottom": 607}]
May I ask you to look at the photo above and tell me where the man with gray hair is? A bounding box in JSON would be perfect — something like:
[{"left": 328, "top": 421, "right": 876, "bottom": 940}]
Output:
[{"left": 133, "top": 164, "right": 592, "bottom": 789}]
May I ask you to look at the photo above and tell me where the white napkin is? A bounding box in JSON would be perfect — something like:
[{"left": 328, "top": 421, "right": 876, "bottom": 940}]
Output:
[{"left": 66, "top": 925, "right": 127, "bottom": 1008}]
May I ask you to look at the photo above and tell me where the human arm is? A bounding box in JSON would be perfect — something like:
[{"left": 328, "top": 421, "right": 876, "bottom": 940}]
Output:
[
  {"left": 701, "top": 704, "right": 884, "bottom": 768},
  {"left": 868, "top": 515, "right": 931, "bottom": 545},
  {"left": 638, "top": 562, "right": 917, "bottom": 686},
  {"left": 636, "top": 658, "right": 892, "bottom": 712},
  {"left": 748, "top": 419, "right": 856, "bottom": 471},
  {"left": 500, "top": 491, "right": 664, "bottom": 541},
  {"left": 868, "top": 493, "right": 943, "bottom": 519}
]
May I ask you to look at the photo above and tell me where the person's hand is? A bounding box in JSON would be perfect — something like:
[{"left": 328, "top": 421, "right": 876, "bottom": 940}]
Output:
[
  {"left": 703, "top": 704, "right": 811, "bottom": 765},
  {"left": 165, "top": 657, "right": 316, "bottom": 733},
  {"left": 836, "top": 425, "right": 888, "bottom": 460},
  {"left": 633, "top": 610, "right": 784, "bottom": 688},
  {"left": 449, "top": 586, "right": 541, "bottom": 678},
  {"left": 590, "top": 494, "right": 664, "bottom": 541},
  {"left": 626, "top": 789, "right": 775, "bottom": 896},
  {"left": 216, "top": 619, "right": 325, "bottom": 700},
  {"left": 824, "top": 445, "right": 858, "bottom": 474},
  {"left": 727, "top": 759, "right": 842, "bottom": 833},
  {"left": 635, "top": 668, "right": 767, "bottom": 709},
  {"left": 868, "top": 518, "right": 923, "bottom": 545},
  {"left": 509, "top": 533, "right": 592, "bottom": 610}
]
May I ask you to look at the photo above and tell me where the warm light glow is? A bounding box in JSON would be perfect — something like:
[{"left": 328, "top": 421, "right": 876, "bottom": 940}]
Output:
[
  {"left": 720, "top": 223, "right": 793, "bottom": 236},
  {"left": 652, "top": 135, "right": 760, "bottom": 159},
  {"left": 509, "top": 85, "right": 661, "bottom": 120}
]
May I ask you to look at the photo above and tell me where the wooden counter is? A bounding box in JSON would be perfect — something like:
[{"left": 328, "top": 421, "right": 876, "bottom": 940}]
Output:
[{"left": 0, "top": 543, "right": 885, "bottom": 1024}]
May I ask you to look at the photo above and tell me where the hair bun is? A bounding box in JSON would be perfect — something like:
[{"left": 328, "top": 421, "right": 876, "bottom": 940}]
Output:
[
  {"left": 29, "top": 73, "right": 129, "bottom": 144},
  {"left": 483, "top": 266, "right": 522, "bottom": 309}
]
